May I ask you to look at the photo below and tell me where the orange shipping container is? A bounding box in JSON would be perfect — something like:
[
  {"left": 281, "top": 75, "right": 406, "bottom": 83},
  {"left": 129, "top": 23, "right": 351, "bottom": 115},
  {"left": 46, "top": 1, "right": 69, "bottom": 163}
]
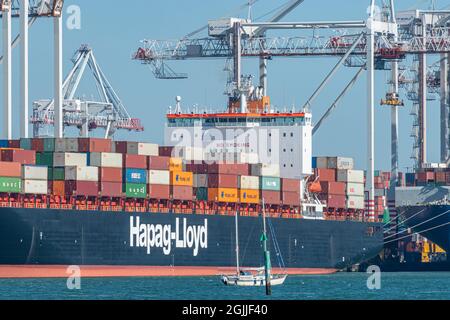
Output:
[
  {"left": 169, "top": 157, "right": 183, "bottom": 171},
  {"left": 208, "top": 188, "right": 238, "bottom": 203},
  {"left": 0, "top": 161, "right": 21, "bottom": 177},
  {"left": 239, "top": 189, "right": 260, "bottom": 204},
  {"left": 170, "top": 171, "right": 193, "bottom": 186},
  {"left": 52, "top": 180, "right": 65, "bottom": 196}
]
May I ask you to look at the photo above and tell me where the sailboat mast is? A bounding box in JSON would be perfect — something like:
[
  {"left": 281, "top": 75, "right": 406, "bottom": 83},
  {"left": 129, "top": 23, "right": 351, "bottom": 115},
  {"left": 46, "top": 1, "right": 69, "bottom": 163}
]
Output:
[
  {"left": 235, "top": 209, "right": 240, "bottom": 274},
  {"left": 262, "top": 199, "right": 272, "bottom": 295}
]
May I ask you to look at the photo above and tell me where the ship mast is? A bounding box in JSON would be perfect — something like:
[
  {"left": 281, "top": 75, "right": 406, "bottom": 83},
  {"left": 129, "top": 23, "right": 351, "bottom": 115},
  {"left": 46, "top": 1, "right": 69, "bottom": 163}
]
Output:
[
  {"left": 262, "top": 198, "right": 272, "bottom": 295},
  {"left": 235, "top": 208, "right": 240, "bottom": 274}
]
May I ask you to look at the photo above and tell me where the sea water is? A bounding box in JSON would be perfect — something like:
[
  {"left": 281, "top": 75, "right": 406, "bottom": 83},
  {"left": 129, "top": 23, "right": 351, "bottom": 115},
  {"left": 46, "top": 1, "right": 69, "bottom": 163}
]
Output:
[{"left": 0, "top": 272, "right": 449, "bottom": 300}]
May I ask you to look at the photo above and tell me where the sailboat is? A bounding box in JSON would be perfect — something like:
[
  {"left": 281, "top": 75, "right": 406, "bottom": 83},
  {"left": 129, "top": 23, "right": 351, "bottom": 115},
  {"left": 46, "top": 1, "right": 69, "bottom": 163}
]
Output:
[{"left": 220, "top": 200, "right": 288, "bottom": 287}]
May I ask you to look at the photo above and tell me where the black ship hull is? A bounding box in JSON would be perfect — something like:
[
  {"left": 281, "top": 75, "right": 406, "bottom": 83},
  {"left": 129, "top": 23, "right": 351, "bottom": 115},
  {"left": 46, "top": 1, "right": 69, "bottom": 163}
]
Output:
[
  {"left": 397, "top": 205, "right": 450, "bottom": 252},
  {"left": 0, "top": 207, "right": 383, "bottom": 270}
]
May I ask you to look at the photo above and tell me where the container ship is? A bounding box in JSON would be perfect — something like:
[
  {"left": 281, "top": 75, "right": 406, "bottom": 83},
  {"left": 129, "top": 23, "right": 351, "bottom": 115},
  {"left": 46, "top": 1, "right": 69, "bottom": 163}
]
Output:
[
  {"left": 356, "top": 167, "right": 450, "bottom": 271},
  {"left": 0, "top": 92, "right": 384, "bottom": 277}
]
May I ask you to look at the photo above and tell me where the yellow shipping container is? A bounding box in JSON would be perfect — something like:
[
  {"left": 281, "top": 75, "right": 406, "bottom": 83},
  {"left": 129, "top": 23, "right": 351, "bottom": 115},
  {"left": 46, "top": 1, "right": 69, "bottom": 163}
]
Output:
[
  {"left": 208, "top": 188, "right": 238, "bottom": 203},
  {"left": 170, "top": 171, "right": 193, "bottom": 186},
  {"left": 169, "top": 157, "right": 183, "bottom": 171},
  {"left": 239, "top": 189, "right": 260, "bottom": 204}
]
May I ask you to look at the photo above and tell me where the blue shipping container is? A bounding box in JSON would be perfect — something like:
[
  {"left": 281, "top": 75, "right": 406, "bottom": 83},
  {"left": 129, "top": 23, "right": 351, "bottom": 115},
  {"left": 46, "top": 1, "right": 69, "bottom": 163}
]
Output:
[
  {"left": 405, "top": 173, "right": 415, "bottom": 185},
  {"left": 0, "top": 140, "right": 8, "bottom": 148},
  {"left": 312, "top": 157, "right": 317, "bottom": 169},
  {"left": 124, "top": 168, "right": 147, "bottom": 184}
]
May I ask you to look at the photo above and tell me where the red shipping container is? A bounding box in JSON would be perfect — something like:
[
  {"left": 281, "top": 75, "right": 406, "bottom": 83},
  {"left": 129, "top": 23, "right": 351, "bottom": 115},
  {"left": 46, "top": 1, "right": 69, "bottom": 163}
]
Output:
[
  {"left": 158, "top": 146, "right": 174, "bottom": 157},
  {"left": 374, "top": 196, "right": 385, "bottom": 205},
  {"left": 282, "top": 191, "right": 300, "bottom": 206},
  {"left": 31, "top": 138, "right": 44, "bottom": 152},
  {"left": 319, "top": 194, "right": 346, "bottom": 208},
  {"left": 416, "top": 172, "right": 435, "bottom": 182},
  {"left": 123, "top": 154, "right": 147, "bottom": 169},
  {"left": 281, "top": 178, "right": 301, "bottom": 192},
  {"left": 100, "top": 167, "right": 123, "bottom": 183},
  {"left": 149, "top": 184, "right": 170, "bottom": 199},
  {"left": 374, "top": 176, "right": 383, "bottom": 184},
  {"left": 1, "top": 149, "right": 35, "bottom": 165},
  {"left": 185, "top": 162, "right": 209, "bottom": 174},
  {"left": 171, "top": 186, "right": 193, "bottom": 201},
  {"left": 114, "top": 141, "right": 131, "bottom": 154},
  {"left": 375, "top": 183, "right": 385, "bottom": 189},
  {"left": 319, "top": 181, "right": 346, "bottom": 195},
  {"left": 78, "top": 138, "right": 112, "bottom": 153},
  {"left": 314, "top": 168, "right": 335, "bottom": 182},
  {"left": 446, "top": 172, "right": 450, "bottom": 184},
  {"left": 65, "top": 181, "right": 99, "bottom": 196},
  {"left": 206, "top": 163, "right": 249, "bottom": 175},
  {"left": 148, "top": 156, "right": 170, "bottom": 170},
  {"left": 208, "top": 174, "right": 238, "bottom": 188},
  {"left": 100, "top": 182, "right": 122, "bottom": 197},
  {"left": 8, "top": 140, "right": 20, "bottom": 148},
  {"left": 0, "top": 161, "right": 21, "bottom": 177},
  {"left": 261, "top": 190, "right": 280, "bottom": 204},
  {"left": 436, "top": 172, "right": 446, "bottom": 183}
]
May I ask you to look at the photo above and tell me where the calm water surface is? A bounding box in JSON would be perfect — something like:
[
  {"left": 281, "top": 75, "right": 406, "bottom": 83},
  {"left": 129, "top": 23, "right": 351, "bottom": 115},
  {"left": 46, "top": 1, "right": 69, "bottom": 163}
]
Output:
[{"left": 0, "top": 272, "right": 449, "bottom": 300}]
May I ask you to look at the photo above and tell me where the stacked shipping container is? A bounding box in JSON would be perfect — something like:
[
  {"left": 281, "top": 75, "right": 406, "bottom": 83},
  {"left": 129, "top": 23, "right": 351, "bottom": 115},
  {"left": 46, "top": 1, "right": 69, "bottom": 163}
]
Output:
[
  {"left": 313, "top": 156, "right": 365, "bottom": 210},
  {"left": 0, "top": 139, "right": 304, "bottom": 213}
]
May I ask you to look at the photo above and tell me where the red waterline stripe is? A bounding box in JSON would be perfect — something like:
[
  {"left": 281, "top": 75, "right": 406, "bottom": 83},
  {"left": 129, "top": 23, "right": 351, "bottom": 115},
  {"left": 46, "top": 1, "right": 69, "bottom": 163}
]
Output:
[{"left": 0, "top": 265, "right": 338, "bottom": 278}]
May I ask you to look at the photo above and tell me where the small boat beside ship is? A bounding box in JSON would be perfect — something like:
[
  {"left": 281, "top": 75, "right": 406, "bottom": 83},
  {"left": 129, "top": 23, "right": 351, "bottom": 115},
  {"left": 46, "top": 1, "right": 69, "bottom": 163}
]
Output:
[{"left": 221, "top": 202, "right": 287, "bottom": 287}]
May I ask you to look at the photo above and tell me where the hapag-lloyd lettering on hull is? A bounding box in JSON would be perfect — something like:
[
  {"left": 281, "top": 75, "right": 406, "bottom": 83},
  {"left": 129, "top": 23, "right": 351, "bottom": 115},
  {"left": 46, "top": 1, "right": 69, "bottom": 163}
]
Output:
[{"left": 129, "top": 217, "right": 207, "bottom": 256}]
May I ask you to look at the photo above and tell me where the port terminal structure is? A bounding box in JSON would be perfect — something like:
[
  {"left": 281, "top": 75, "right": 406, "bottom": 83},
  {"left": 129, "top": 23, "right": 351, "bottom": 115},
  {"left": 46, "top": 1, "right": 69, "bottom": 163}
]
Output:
[
  {"left": 1, "top": 0, "right": 63, "bottom": 139},
  {"left": 133, "top": 0, "right": 450, "bottom": 219},
  {"left": 0, "top": 1, "right": 142, "bottom": 139}
]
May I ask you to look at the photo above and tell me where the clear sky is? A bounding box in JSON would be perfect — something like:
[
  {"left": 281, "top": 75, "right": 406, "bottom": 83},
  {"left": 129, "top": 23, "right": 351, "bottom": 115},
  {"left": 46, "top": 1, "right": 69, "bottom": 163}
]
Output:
[{"left": 0, "top": 0, "right": 448, "bottom": 172}]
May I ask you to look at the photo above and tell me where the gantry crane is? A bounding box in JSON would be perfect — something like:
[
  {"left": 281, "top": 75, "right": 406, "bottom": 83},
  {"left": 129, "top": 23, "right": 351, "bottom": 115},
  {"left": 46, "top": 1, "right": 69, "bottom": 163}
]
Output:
[
  {"left": 133, "top": 0, "right": 450, "bottom": 220},
  {"left": 31, "top": 45, "right": 144, "bottom": 138}
]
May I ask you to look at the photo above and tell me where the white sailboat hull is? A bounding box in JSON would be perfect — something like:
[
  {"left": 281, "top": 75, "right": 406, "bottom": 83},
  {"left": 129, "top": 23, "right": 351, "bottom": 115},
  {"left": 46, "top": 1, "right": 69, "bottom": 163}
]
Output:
[{"left": 220, "top": 274, "right": 287, "bottom": 287}]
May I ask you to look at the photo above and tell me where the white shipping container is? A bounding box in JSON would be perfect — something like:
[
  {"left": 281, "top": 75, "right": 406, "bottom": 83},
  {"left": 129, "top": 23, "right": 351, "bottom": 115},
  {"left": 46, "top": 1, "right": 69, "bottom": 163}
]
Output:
[
  {"left": 55, "top": 138, "right": 79, "bottom": 152},
  {"left": 65, "top": 166, "right": 98, "bottom": 181},
  {"left": 22, "top": 165, "right": 48, "bottom": 180},
  {"left": 251, "top": 163, "right": 280, "bottom": 177},
  {"left": 148, "top": 170, "right": 170, "bottom": 185},
  {"left": 90, "top": 152, "right": 122, "bottom": 168},
  {"left": 176, "top": 146, "right": 204, "bottom": 161},
  {"left": 22, "top": 179, "right": 48, "bottom": 194},
  {"left": 346, "top": 182, "right": 365, "bottom": 196},
  {"left": 239, "top": 175, "right": 259, "bottom": 190},
  {"left": 346, "top": 195, "right": 365, "bottom": 209},
  {"left": 316, "top": 157, "right": 328, "bottom": 168},
  {"left": 337, "top": 169, "right": 364, "bottom": 183},
  {"left": 327, "top": 157, "right": 354, "bottom": 170},
  {"left": 138, "top": 143, "right": 159, "bottom": 156},
  {"left": 239, "top": 153, "right": 259, "bottom": 164},
  {"left": 53, "top": 152, "right": 87, "bottom": 167}
]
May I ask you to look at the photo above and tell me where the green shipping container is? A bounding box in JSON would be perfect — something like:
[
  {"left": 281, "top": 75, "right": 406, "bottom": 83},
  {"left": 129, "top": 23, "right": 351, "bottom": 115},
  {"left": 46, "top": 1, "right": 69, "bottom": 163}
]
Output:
[
  {"left": 19, "top": 138, "right": 32, "bottom": 150},
  {"left": 0, "top": 177, "right": 22, "bottom": 193},
  {"left": 260, "top": 176, "right": 281, "bottom": 191},
  {"left": 43, "top": 138, "right": 55, "bottom": 152},
  {"left": 36, "top": 152, "right": 54, "bottom": 167},
  {"left": 124, "top": 183, "right": 147, "bottom": 198},
  {"left": 49, "top": 167, "right": 65, "bottom": 180},
  {"left": 195, "top": 187, "right": 208, "bottom": 201}
]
